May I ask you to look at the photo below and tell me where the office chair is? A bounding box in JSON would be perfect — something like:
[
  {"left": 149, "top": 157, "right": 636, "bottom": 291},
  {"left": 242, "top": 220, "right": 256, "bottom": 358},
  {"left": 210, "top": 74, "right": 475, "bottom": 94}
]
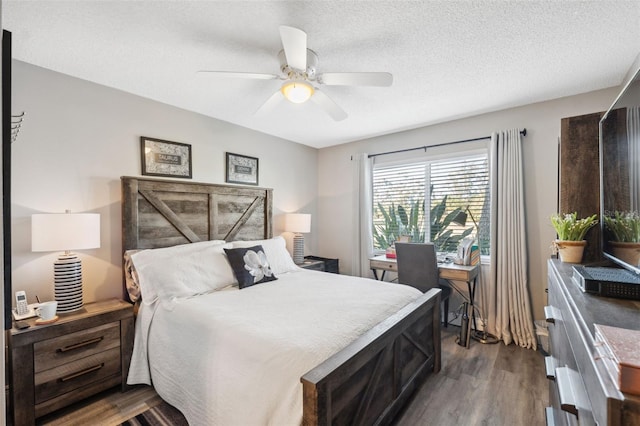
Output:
[{"left": 395, "top": 242, "right": 451, "bottom": 327}]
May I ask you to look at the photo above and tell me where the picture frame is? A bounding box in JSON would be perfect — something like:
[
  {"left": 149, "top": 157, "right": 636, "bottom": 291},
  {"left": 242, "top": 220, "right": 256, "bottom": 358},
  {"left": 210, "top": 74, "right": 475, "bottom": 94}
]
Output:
[
  {"left": 140, "top": 136, "right": 192, "bottom": 179},
  {"left": 226, "top": 152, "right": 259, "bottom": 185}
]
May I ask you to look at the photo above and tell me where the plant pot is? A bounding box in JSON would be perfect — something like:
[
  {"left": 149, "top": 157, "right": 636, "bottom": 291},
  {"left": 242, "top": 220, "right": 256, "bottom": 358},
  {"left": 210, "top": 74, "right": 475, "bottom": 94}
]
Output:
[
  {"left": 609, "top": 241, "right": 640, "bottom": 266},
  {"left": 554, "top": 240, "right": 587, "bottom": 263}
]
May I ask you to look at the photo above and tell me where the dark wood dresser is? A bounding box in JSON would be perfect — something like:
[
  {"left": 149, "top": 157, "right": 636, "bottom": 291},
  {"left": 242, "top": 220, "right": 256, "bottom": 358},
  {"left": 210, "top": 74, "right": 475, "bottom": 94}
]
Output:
[
  {"left": 546, "top": 259, "right": 640, "bottom": 425},
  {"left": 9, "top": 299, "right": 134, "bottom": 425}
]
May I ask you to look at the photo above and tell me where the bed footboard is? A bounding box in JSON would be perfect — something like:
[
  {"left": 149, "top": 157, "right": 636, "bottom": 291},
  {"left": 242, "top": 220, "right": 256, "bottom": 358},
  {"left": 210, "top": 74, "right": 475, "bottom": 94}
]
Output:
[{"left": 301, "top": 288, "right": 441, "bottom": 426}]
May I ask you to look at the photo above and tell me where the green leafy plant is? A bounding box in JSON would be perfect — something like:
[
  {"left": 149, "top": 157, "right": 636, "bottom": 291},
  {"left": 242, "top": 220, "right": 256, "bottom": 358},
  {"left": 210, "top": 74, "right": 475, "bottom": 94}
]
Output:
[
  {"left": 550, "top": 212, "right": 598, "bottom": 241},
  {"left": 373, "top": 196, "right": 472, "bottom": 252},
  {"left": 373, "top": 200, "right": 425, "bottom": 249},
  {"left": 603, "top": 211, "right": 640, "bottom": 243}
]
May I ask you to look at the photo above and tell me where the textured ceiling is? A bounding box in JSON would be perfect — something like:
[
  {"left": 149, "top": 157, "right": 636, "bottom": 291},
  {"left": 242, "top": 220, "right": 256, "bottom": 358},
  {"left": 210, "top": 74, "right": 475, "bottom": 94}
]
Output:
[{"left": 3, "top": 1, "right": 640, "bottom": 148}]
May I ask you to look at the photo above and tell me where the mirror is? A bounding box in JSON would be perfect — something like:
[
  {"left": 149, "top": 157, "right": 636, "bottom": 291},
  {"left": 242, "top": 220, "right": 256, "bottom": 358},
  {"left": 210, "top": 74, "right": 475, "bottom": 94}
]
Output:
[{"left": 600, "top": 64, "right": 640, "bottom": 272}]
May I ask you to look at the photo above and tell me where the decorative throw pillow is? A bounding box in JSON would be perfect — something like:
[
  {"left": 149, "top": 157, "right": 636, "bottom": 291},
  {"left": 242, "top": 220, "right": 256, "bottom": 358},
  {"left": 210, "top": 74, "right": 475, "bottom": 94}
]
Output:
[
  {"left": 224, "top": 245, "right": 277, "bottom": 289},
  {"left": 231, "top": 236, "right": 299, "bottom": 274}
]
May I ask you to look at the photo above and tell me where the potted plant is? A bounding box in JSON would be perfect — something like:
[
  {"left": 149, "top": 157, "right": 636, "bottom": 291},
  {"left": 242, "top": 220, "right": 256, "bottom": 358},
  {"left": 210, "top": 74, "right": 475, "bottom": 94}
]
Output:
[
  {"left": 603, "top": 211, "right": 640, "bottom": 266},
  {"left": 550, "top": 212, "right": 598, "bottom": 263}
]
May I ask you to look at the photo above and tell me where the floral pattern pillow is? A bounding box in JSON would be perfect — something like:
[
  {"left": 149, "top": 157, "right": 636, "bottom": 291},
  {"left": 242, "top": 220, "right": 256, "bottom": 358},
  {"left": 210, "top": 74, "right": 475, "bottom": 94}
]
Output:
[{"left": 224, "top": 245, "right": 277, "bottom": 289}]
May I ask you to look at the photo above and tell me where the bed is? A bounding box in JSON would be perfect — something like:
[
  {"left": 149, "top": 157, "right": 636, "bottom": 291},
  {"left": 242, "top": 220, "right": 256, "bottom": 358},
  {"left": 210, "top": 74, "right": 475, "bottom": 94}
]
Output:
[{"left": 121, "top": 176, "right": 441, "bottom": 425}]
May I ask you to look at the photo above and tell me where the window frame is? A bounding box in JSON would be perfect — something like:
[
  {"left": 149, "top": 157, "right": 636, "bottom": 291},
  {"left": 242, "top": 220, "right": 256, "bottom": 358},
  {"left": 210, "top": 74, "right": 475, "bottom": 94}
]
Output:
[{"left": 371, "top": 147, "right": 491, "bottom": 259}]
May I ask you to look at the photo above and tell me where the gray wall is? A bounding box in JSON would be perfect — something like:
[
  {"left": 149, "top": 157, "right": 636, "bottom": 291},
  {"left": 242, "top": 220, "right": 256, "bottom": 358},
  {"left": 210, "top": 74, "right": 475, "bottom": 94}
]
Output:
[
  {"left": 316, "top": 87, "right": 621, "bottom": 320},
  {"left": 11, "top": 60, "right": 318, "bottom": 304}
]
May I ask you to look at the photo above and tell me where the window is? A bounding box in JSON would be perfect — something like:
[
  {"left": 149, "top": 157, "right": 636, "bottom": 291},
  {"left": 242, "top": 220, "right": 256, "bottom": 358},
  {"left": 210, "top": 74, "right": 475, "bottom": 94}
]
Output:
[{"left": 372, "top": 153, "right": 491, "bottom": 255}]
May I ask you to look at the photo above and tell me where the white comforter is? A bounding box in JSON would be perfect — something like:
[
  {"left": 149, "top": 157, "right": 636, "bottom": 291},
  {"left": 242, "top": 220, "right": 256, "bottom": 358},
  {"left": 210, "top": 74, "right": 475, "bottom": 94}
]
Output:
[{"left": 127, "top": 269, "right": 422, "bottom": 426}]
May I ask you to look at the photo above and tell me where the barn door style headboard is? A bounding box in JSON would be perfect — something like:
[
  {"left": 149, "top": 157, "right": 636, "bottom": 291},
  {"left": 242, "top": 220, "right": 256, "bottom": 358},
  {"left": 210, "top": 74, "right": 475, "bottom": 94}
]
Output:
[{"left": 121, "top": 176, "right": 273, "bottom": 251}]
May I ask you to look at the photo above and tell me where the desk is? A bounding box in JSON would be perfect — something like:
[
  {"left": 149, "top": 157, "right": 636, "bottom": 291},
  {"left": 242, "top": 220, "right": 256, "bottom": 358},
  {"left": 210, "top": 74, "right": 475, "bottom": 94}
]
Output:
[{"left": 369, "top": 254, "right": 479, "bottom": 348}]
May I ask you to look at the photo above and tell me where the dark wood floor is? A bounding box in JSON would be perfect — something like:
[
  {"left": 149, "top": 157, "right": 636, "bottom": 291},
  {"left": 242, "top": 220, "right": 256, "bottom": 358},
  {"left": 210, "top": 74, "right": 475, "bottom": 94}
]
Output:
[
  {"left": 395, "top": 327, "right": 548, "bottom": 425},
  {"left": 37, "top": 326, "right": 548, "bottom": 426}
]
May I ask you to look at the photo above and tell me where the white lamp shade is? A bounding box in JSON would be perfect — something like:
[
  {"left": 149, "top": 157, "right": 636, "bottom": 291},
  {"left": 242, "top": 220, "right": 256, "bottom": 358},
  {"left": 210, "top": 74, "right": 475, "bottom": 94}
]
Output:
[
  {"left": 32, "top": 213, "right": 101, "bottom": 252},
  {"left": 284, "top": 213, "right": 311, "bottom": 233}
]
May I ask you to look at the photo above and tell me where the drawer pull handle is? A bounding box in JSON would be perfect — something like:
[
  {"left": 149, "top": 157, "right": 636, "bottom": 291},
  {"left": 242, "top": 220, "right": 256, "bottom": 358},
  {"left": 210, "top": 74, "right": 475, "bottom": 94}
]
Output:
[
  {"left": 58, "top": 363, "right": 104, "bottom": 383},
  {"left": 544, "top": 407, "right": 555, "bottom": 426},
  {"left": 555, "top": 367, "right": 590, "bottom": 418},
  {"left": 544, "top": 306, "right": 560, "bottom": 324},
  {"left": 545, "top": 356, "right": 557, "bottom": 380},
  {"left": 57, "top": 336, "right": 104, "bottom": 353},
  {"left": 556, "top": 367, "right": 578, "bottom": 416}
]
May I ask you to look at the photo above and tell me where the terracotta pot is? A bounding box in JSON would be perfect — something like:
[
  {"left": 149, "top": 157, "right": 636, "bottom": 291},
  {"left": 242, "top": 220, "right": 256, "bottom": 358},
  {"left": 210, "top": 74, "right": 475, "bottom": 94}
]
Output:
[
  {"left": 609, "top": 241, "right": 640, "bottom": 266},
  {"left": 555, "top": 240, "right": 586, "bottom": 263}
]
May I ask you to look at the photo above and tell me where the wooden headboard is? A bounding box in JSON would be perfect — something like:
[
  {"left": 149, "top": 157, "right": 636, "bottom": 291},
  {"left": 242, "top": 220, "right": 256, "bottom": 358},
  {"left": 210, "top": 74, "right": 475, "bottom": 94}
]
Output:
[{"left": 121, "top": 176, "right": 273, "bottom": 251}]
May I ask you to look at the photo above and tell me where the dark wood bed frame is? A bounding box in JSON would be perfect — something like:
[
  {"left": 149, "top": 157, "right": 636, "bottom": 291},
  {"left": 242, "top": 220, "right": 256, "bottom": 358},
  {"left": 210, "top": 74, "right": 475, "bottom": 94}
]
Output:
[{"left": 121, "top": 176, "right": 441, "bottom": 426}]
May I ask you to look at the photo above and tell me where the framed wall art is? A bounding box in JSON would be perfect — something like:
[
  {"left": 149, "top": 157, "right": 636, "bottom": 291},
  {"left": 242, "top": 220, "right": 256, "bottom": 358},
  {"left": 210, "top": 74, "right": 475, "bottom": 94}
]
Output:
[
  {"left": 141, "top": 136, "right": 192, "bottom": 179},
  {"left": 226, "top": 152, "right": 259, "bottom": 185}
]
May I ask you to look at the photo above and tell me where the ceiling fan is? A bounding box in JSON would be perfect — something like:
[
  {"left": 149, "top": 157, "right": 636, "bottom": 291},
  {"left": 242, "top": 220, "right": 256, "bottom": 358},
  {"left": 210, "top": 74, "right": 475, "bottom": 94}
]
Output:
[{"left": 198, "top": 26, "right": 393, "bottom": 121}]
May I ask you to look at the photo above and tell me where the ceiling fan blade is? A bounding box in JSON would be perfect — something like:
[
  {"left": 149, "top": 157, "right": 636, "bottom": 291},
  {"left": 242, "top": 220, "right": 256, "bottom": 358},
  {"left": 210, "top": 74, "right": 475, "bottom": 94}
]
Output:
[
  {"left": 317, "top": 72, "right": 393, "bottom": 87},
  {"left": 197, "top": 71, "right": 279, "bottom": 80},
  {"left": 310, "top": 90, "right": 348, "bottom": 121},
  {"left": 254, "top": 90, "right": 284, "bottom": 116},
  {"left": 279, "top": 26, "right": 307, "bottom": 71}
]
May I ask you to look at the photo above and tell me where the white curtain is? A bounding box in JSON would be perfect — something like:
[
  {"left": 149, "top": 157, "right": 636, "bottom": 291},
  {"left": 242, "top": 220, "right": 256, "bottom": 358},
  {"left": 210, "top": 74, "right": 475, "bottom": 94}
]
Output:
[
  {"left": 628, "top": 107, "right": 640, "bottom": 212},
  {"left": 352, "top": 153, "right": 374, "bottom": 277},
  {"left": 484, "top": 129, "right": 537, "bottom": 348}
]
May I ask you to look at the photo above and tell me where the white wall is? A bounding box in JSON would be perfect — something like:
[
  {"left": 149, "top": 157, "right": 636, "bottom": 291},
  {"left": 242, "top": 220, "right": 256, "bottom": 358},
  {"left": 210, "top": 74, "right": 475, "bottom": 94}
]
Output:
[
  {"left": 10, "top": 60, "right": 318, "bottom": 304},
  {"left": 317, "top": 87, "right": 621, "bottom": 320},
  {"left": 9, "top": 57, "right": 625, "bottom": 323}
]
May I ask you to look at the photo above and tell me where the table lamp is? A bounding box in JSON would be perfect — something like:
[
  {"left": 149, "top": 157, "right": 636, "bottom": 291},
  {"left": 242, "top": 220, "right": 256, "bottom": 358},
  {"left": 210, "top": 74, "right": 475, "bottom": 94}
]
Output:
[
  {"left": 31, "top": 211, "right": 100, "bottom": 313},
  {"left": 452, "top": 206, "right": 478, "bottom": 237},
  {"left": 284, "top": 213, "right": 311, "bottom": 264}
]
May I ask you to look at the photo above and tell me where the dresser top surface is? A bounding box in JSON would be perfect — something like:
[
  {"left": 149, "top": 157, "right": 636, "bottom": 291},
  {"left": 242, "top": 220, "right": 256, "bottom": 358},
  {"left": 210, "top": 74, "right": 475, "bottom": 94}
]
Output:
[{"left": 549, "top": 259, "right": 640, "bottom": 334}]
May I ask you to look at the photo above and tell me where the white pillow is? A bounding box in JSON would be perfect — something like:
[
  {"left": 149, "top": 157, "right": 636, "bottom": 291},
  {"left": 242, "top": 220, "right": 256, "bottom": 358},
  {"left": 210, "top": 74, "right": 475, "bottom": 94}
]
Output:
[
  {"left": 130, "top": 240, "right": 234, "bottom": 303},
  {"left": 231, "top": 236, "right": 299, "bottom": 274}
]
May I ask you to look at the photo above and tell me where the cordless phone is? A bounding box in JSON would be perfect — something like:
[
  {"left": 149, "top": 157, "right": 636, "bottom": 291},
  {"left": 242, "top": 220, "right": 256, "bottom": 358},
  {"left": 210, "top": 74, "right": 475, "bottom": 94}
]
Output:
[
  {"left": 15, "top": 291, "right": 28, "bottom": 315},
  {"left": 12, "top": 291, "right": 36, "bottom": 320}
]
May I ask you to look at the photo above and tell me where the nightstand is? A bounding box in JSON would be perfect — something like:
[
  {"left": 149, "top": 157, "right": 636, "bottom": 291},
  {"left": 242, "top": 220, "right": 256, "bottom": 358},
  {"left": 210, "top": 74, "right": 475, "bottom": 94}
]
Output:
[
  {"left": 9, "top": 299, "right": 134, "bottom": 425},
  {"left": 303, "top": 255, "right": 340, "bottom": 273},
  {"left": 299, "top": 258, "right": 325, "bottom": 271}
]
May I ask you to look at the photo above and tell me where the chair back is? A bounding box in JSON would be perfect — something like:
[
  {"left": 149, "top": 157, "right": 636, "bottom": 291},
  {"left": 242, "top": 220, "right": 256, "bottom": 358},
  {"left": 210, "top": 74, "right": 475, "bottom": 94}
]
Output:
[{"left": 395, "top": 242, "right": 439, "bottom": 292}]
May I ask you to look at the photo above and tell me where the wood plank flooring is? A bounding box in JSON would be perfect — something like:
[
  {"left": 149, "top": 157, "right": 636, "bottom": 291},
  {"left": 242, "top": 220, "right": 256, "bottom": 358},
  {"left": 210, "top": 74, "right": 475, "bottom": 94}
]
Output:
[
  {"left": 395, "top": 327, "right": 549, "bottom": 425},
  {"left": 36, "top": 327, "right": 548, "bottom": 426}
]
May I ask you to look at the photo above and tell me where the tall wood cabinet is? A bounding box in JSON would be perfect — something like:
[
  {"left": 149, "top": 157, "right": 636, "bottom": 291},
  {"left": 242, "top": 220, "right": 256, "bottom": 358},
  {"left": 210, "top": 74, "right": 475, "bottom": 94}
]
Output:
[
  {"left": 559, "top": 113, "right": 604, "bottom": 263},
  {"left": 545, "top": 260, "right": 640, "bottom": 425}
]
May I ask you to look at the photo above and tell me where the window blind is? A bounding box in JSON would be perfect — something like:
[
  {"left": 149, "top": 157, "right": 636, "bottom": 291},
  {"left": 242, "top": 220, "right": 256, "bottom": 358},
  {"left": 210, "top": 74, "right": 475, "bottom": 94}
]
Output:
[{"left": 372, "top": 153, "right": 490, "bottom": 254}]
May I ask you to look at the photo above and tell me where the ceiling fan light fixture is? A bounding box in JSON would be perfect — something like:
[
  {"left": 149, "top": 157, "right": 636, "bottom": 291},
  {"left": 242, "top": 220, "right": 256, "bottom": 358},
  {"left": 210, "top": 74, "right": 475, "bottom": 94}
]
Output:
[{"left": 281, "top": 80, "right": 314, "bottom": 104}]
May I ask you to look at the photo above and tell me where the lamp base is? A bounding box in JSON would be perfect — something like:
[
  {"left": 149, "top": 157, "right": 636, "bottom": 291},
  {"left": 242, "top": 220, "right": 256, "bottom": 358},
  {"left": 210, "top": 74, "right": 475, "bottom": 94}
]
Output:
[
  {"left": 293, "top": 234, "right": 305, "bottom": 264},
  {"left": 53, "top": 253, "right": 84, "bottom": 313}
]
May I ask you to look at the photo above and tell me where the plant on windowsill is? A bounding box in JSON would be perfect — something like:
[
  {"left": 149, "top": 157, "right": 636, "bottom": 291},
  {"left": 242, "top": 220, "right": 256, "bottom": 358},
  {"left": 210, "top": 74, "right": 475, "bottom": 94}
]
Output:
[
  {"left": 603, "top": 211, "right": 640, "bottom": 266},
  {"left": 550, "top": 212, "right": 598, "bottom": 263}
]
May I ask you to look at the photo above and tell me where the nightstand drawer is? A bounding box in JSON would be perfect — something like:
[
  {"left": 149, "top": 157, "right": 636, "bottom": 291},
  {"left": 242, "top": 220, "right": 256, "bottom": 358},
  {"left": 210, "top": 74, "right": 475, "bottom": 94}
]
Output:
[
  {"left": 34, "top": 347, "right": 121, "bottom": 405},
  {"left": 34, "top": 321, "right": 121, "bottom": 373}
]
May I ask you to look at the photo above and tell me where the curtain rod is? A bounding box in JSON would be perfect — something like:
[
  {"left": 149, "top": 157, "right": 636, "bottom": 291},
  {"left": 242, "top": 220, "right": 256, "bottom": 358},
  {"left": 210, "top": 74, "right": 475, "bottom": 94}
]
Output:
[{"left": 367, "top": 128, "right": 527, "bottom": 159}]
